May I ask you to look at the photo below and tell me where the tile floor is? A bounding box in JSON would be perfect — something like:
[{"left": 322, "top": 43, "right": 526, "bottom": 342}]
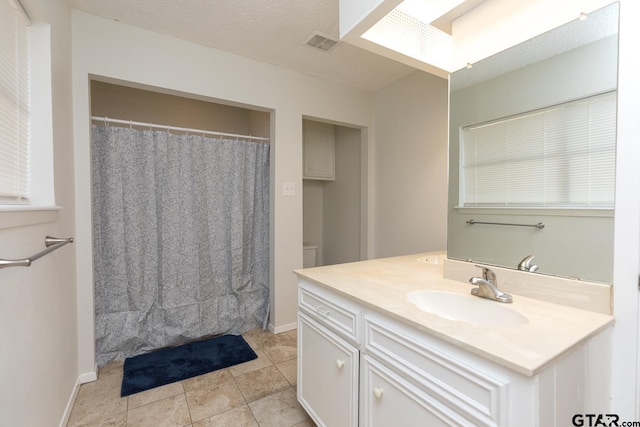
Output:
[{"left": 67, "top": 328, "right": 316, "bottom": 427}]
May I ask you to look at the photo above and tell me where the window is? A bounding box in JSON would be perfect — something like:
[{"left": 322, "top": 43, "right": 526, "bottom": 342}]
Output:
[
  {"left": 461, "top": 91, "right": 616, "bottom": 208},
  {"left": 0, "top": 0, "right": 30, "bottom": 204}
]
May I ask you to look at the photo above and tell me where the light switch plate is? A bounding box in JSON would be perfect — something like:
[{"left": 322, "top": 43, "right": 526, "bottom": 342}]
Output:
[{"left": 282, "top": 182, "right": 295, "bottom": 196}]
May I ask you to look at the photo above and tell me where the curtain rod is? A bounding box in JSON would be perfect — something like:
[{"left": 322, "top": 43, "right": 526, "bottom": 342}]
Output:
[{"left": 91, "top": 116, "right": 270, "bottom": 142}]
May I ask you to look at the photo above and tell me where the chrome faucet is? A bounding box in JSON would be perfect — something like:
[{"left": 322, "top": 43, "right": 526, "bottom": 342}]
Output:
[
  {"left": 517, "top": 255, "right": 539, "bottom": 272},
  {"left": 469, "top": 265, "right": 513, "bottom": 303}
]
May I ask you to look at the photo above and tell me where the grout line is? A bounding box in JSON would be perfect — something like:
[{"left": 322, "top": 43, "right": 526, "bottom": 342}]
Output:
[{"left": 183, "top": 378, "right": 195, "bottom": 424}]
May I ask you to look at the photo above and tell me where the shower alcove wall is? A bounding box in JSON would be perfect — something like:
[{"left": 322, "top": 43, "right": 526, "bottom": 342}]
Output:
[{"left": 90, "top": 81, "right": 271, "bottom": 365}]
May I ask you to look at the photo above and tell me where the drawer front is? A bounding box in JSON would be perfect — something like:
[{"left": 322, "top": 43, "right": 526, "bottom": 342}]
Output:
[
  {"left": 361, "top": 355, "right": 475, "bottom": 427},
  {"left": 364, "top": 315, "right": 507, "bottom": 427},
  {"left": 298, "top": 281, "right": 360, "bottom": 343}
]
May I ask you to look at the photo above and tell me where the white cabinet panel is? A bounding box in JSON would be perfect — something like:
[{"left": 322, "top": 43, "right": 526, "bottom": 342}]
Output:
[
  {"left": 303, "top": 120, "right": 335, "bottom": 180},
  {"left": 364, "top": 315, "right": 507, "bottom": 426},
  {"left": 298, "top": 313, "right": 359, "bottom": 427},
  {"left": 361, "top": 355, "right": 476, "bottom": 427}
]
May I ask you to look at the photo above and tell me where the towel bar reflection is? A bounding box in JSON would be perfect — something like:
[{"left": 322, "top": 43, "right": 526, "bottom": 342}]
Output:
[
  {"left": 466, "top": 219, "right": 545, "bottom": 229},
  {"left": 0, "top": 236, "right": 74, "bottom": 269}
]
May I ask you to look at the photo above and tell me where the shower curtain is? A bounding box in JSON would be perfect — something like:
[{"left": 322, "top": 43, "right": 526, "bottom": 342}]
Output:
[{"left": 92, "top": 125, "right": 270, "bottom": 366}]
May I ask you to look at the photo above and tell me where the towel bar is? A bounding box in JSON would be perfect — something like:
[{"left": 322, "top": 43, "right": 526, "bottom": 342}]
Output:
[
  {"left": 466, "top": 219, "right": 545, "bottom": 229},
  {"left": 0, "top": 236, "right": 74, "bottom": 269}
]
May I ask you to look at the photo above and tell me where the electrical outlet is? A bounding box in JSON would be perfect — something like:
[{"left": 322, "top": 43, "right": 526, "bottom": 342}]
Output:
[{"left": 282, "top": 182, "right": 295, "bottom": 196}]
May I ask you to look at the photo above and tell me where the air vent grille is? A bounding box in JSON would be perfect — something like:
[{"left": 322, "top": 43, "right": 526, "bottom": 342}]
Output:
[{"left": 304, "top": 31, "right": 339, "bottom": 52}]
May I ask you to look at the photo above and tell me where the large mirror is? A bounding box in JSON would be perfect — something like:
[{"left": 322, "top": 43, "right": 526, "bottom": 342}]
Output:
[{"left": 447, "top": 2, "right": 619, "bottom": 284}]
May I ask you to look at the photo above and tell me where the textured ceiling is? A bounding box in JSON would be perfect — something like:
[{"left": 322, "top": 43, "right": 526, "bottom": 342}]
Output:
[
  {"left": 67, "top": 0, "right": 420, "bottom": 91},
  {"left": 451, "top": 2, "right": 619, "bottom": 92}
]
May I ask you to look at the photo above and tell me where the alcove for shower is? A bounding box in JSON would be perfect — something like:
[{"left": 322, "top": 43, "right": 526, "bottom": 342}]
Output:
[{"left": 90, "top": 81, "right": 272, "bottom": 366}]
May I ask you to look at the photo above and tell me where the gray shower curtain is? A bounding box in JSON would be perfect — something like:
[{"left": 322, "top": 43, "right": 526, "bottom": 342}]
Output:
[{"left": 92, "top": 125, "right": 270, "bottom": 366}]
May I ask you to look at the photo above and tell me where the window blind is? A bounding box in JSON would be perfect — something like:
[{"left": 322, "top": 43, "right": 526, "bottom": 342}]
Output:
[
  {"left": 0, "top": 0, "right": 30, "bottom": 204},
  {"left": 462, "top": 91, "right": 616, "bottom": 208}
]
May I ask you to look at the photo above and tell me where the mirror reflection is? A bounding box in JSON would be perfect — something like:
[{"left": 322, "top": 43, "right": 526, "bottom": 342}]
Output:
[{"left": 447, "top": 2, "right": 619, "bottom": 283}]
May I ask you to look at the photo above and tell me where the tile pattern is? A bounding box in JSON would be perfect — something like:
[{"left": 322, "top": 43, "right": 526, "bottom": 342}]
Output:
[{"left": 67, "top": 329, "right": 314, "bottom": 427}]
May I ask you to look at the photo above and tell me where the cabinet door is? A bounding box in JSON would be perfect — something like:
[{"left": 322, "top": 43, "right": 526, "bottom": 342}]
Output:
[
  {"left": 298, "top": 313, "right": 359, "bottom": 427},
  {"left": 303, "top": 120, "right": 335, "bottom": 180},
  {"left": 361, "top": 355, "right": 476, "bottom": 427}
]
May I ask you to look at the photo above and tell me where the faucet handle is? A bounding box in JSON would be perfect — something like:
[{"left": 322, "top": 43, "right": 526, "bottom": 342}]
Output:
[{"left": 473, "top": 265, "right": 496, "bottom": 284}]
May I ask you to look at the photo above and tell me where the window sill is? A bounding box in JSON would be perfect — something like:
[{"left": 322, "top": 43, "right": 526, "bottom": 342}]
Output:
[
  {"left": 0, "top": 206, "right": 62, "bottom": 230},
  {"left": 454, "top": 206, "right": 614, "bottom": 218}
]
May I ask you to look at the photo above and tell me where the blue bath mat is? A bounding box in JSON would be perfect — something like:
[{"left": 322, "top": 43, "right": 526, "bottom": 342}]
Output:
[{"left": 120, "top": 334, "right": 257, "bottom": 396}]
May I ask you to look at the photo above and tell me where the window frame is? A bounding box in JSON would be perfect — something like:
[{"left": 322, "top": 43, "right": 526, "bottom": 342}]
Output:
[
  {"left": 0, "top": 0, "right": 30, "bottom": 205},
  {"left": 459, "top": 91, "right": 617, "bottom": 210},
  {"left": 0, "top": 0, "right": 56, "bottom": 220}
]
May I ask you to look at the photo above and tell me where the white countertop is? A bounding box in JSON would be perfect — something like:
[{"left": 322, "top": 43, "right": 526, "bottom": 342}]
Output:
[{"left": 294, "top": 252, "right": 614, "bottom": 376}]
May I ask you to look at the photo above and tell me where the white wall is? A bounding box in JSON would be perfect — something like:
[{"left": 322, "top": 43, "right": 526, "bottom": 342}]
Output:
[
  {"left": 303, "top": 180, "right": 325, "bottom": 265},
  {"left": 611, "top": 0, "right": 640, "bottom": 417},
  {"left": 323, "top": 126, "right": 363, "bottom": 265},
  {"left": 371, "top": 70, "right": 449, "bottom": 258},
  {"left": 0, "top": 0, "right": 78, "bottom": 426},
  {"left": 91, "top": 81, "right": 269, "bottom": 137},
  {"left": 71, "top": 10, "right": 373, "bottom": 376}
]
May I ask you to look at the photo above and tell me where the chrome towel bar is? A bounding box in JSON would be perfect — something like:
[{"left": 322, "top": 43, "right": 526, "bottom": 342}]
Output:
[
  {"left": 466, "top": 219, "right": 545, "bottom": 229},
  {"left": 0, "top": 236, "right": 74, "bottom": 269}
]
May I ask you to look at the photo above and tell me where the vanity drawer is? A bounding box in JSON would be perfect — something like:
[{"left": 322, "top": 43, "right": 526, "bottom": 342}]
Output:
[
  {"left": 298, "top": 281, "right": 360, "bottom": 343},
  {"left": 364, "top": 315, "right": 508, "bottom": 427}
]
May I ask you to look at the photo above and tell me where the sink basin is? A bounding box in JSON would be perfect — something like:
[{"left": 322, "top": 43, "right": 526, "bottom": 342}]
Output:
[{"left": 406, "top": 290, "right": 529, "bottom": 328}]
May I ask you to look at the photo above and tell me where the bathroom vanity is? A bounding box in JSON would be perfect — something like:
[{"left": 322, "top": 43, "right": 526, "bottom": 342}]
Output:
[{"left": 294, "top": 253, "right": 614, "bottom": 427}]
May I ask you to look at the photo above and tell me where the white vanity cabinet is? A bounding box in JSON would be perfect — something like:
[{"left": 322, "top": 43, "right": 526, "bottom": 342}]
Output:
[
  {"left": 303, "top": 120, "right": 335, "bottom": 180},
  {"left": 297, "top": 283, "right": 360, "bottom": 426},
  {"left": 297, "top": 279, "right": 609, "bottom": 427}
]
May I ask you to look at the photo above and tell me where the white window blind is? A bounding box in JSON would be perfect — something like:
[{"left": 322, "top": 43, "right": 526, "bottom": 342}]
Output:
[
  {"left": 0, "top": 0, "right": 30, "bottom": 204},
  {"left": 462, "top": 91, "right": 616, "bottom": 208}
]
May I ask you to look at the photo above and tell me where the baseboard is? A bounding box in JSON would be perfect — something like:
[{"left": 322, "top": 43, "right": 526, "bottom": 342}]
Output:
[
  {"left": 268, "top": 321, "right": 297, "bottom": 334},
  {"left": 79, "top": 364, "right": 98, "bottom": 383},
  {"left": 59, "top": 376, "right": 81, "bottom": 427},
  {"left": 59, "top": 365, "right": 98, "bottom": 427}
]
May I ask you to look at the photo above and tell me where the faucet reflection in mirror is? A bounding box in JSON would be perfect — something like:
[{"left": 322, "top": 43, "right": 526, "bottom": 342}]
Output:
[
  {"left": 447, "top": 2, "right": 618, "bottom": 284},
  {"left": 517, "top": 255, "right": 539, "bottom": 272}
]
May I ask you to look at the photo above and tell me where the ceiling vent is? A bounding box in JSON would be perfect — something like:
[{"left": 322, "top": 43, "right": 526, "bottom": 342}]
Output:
[{"left": 304, "top": 31, "right": 339, "bottom": 52}]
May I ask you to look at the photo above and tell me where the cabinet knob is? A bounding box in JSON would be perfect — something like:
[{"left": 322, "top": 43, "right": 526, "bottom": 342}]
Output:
[
  {"left": 336, "top": 359, "right": 345, "bottom": 369},
  {"left": 373, "top": 387, "right": 384, "bottom": 399}
]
